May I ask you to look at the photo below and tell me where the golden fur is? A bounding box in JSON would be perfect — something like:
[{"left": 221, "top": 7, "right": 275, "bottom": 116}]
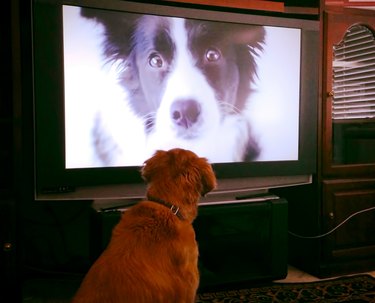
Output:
[{"left": 72, "top": 148, "right": 216, "bottom": 303}]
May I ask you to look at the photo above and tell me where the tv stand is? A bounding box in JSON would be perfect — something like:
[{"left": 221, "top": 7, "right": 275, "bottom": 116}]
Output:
[
  {"left": 236, "top": 191, "right": 279, "bottom": 201},
  {"left": 90, "top": 196, "right": 288, "bottom": 288},
  {"left": 198, "top": 194, "right": 281, "bottom": 207},
  {"left": 195, "top": 197, "right": 288, "bottom": 288}
]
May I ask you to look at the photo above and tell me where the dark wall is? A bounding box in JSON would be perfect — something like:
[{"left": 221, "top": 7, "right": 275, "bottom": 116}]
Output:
[
  {"left": 20, "top": 201, "right": 94, "bottom": 276},
  {"left": 3, "top": 1, "right": 319, "bottom": 300}
]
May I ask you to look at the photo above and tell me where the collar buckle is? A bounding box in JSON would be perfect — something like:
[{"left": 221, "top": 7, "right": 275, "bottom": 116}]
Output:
[
  {"left": 147, "top": 196, "right": 185, "bottom": 221},
  {"left": 170, "top": 205, "right": 180, "bottom": 216}
]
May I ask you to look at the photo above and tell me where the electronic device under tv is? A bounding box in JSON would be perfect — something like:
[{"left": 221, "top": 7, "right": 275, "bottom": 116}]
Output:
[{"left": 33, "top": 0, "right": 319, "bottom": 204}]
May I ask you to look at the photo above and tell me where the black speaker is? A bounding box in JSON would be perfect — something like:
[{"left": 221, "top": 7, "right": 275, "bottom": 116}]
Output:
[{"left": 194, "top": 198, "right": 288, "bottom": 288}]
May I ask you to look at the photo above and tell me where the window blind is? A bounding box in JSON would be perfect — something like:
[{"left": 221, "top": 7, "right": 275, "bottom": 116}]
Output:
[{"left": 332, "top": 24, "right": 375, "bottom": 121}]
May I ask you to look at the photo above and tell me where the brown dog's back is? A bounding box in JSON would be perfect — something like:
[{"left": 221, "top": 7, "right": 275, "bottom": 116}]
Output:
[
  {"left": 72, "top": 202, "right": 199, "bottom": 303},
  {"left": 72, "top": 148, "right": 216, "bottom": 303}
]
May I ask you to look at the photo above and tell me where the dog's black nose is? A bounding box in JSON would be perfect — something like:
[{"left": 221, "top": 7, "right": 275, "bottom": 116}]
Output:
[{"left": 171, "top": 99, "right": 201, "bottom": 129}]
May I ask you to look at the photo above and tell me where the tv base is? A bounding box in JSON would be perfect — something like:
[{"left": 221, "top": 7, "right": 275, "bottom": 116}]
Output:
[
  {"left": 90, "top": 197, "right": 288, "bottom": 288},
  {"left": 195, "top": 197, "right": 288, "bottom": 288}
]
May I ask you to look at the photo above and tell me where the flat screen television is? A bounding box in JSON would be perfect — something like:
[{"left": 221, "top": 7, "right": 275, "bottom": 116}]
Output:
[{"left": 32, "top": 0, "right": 319, "bottom": 204}]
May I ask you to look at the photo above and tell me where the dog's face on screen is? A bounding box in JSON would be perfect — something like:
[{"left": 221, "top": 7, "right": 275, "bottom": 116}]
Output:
[{"left": 81, "top": 9, "right": 265, "bottom": 163}]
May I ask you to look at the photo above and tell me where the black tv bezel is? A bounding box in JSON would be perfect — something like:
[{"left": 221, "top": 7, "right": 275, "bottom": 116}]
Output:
[{"left": 32, "top": 0, "right": 319, "bottom": 200}]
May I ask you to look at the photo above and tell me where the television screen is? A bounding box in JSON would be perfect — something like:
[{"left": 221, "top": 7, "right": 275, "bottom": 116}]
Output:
[
  {"left": 63, "top": 5, "right": 301, "bottom": 168},
  {"left": 33, "top": 0, "right": 319, "bottom": 201}
]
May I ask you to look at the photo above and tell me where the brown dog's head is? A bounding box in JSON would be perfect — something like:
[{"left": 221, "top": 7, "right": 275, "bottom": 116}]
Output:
[{"left": 141, "top": 148, "right": 216, "bottom": 222}]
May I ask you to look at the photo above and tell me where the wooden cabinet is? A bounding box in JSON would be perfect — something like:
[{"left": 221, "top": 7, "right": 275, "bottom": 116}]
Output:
[
  {"left": 322, "top": 179, "right": 375, "bottom": 264},
  {"left": 319, "top": 7, "right": 375, "bottom": 277},
  {"left": 286, "top": 7, "right": 375, "bottom": 278},
  {"left": 322, "top": 8, "right": 375, "bottom": 177},
  {"left": 322, "top": 6, "right": 375, "bottom": 258},
  {"left": 1, "top": 0, "right": 20, "bottom": 300},
  {"left": 319, "top": 7, "right": 375, "bottom": 276}
]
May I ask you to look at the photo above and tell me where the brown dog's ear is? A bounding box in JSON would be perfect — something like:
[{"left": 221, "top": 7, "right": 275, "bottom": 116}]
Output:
[
  {"left": 141, "top": 150, "right": 168, "bottom": 183},
  {"left": 199, "top": 158, "right": 217, "bottom": 196}
]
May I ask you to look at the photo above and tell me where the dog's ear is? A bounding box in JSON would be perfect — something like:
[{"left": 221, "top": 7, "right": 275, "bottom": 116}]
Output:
[
  {"left": 176, "top": 151, "right": 217, "bottom": 196},
  {"left": 80, "top": 7, "right": 140, "bottom": 59},
  {"left": 231, "top": 25, "right": 265, "bottom": 50},
  {"left": 197, "top": 157, "right": 217, "bottom": 196},
  {"left": 141, "top": 150, "right": 168, "bottom": 183}
]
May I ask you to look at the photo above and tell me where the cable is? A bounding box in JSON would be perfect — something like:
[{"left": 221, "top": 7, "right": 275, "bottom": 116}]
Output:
[{"left": 289, "top": 205, "right": 375, "bottom": 239}]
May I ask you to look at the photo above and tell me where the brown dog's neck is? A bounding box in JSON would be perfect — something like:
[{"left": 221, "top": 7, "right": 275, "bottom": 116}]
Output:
[{"left": 146, "top": 196, "right": 185, "bottom": 221}]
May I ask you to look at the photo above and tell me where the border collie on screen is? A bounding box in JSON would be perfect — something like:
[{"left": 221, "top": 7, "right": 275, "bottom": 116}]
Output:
[{"left": 80, "top": 8, "right": 265, "bottom": 166}]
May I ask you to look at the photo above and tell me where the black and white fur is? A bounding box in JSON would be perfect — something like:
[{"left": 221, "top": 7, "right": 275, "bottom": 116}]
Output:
[{"left": 80, "top": 8, "right": 265, "bottom": 166}]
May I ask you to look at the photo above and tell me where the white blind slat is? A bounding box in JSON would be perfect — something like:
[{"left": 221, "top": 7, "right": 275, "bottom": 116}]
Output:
[{"left": 332, "top": 24, "right": 375, "bottom": 121}]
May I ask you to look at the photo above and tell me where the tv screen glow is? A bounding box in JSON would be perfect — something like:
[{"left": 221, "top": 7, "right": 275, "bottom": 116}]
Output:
[
  {"left": 62, "top": 5, "right": 301, "bottom": 169},
  {"left": 33, "top": 0, "right": 318, "bottom": 200}
]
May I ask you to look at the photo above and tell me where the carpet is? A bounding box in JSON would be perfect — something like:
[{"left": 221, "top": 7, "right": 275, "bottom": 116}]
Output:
[
  {"left": 196, "top": 274, "right": 375, "bottom": 303},
  {"left": 22, "top": 274, "right": 375, "bottom": 302}
]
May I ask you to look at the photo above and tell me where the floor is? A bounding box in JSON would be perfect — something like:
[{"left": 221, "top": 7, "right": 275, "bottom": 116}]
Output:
[
  {"left": 276, "top": 265, "right": 375, "bottom": 283},
  {"left": 20, "top": 265, "right": 375, "bottom": 302}
]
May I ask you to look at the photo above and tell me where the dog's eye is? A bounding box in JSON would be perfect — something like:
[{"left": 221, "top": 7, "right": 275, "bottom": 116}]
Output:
[
  {"left": 149, "top": 53, "right": 163, "bottom": 68},
  {"left": 205, "top": 48, "right": 221, "bottom": 62}
]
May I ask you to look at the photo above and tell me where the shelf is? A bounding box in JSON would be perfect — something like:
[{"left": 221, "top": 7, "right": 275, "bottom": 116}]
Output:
[{"left": 162, "top": 0, "right": 285, "bottom": 12}]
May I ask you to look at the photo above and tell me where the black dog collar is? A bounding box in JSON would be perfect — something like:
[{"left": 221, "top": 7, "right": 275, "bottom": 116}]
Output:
[{"left": 147, "top": 196, "right": 185, "bottom": 221}]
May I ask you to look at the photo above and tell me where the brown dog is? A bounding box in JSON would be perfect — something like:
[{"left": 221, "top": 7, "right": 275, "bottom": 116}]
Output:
[{"left": 72, "top": 148, "right": 216, "bottom": 303}]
